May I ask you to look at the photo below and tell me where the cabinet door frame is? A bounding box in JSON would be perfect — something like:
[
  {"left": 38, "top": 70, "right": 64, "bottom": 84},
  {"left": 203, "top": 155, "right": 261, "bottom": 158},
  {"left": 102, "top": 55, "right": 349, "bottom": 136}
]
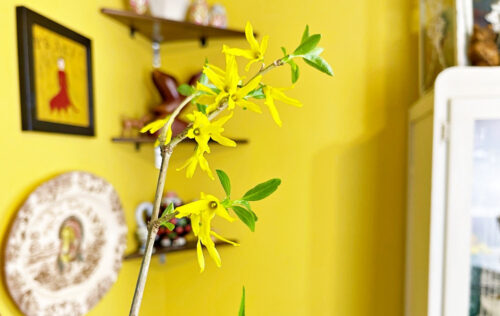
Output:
[
  {"left": 443, "top": 98, "right": 500, "bottom": 316},
  {"left": 405, "top": 66, "right": 500, "bottom": 316}
]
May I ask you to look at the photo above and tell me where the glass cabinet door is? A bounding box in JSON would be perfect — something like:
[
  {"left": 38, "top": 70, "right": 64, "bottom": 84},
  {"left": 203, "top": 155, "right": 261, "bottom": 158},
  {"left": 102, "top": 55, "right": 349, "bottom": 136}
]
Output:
[
  {"left": 470, "top": 119, "right": 500, "bottom": 316},
  {"left": 443, "top": 99, "right": 500, "bottom": 316}
]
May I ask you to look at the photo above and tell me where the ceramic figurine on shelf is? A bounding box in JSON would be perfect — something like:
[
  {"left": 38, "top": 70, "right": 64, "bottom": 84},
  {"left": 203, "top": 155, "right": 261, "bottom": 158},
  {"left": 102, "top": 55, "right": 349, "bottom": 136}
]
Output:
[
  {"left": 130, "top": 0, "right": 148, "bottom": 15},
  {"left": 209, "top": 4, "right": 228, "bottom": 28},
  {"left": 121, "top": 114, "right": 152, "bottom": 137},
  {"left": 149, "top": 0, "right": 190, "bottom": 21},
  {"left": 151, "top": 71, "right": 201, "bottom": 169},
  {"left": 135, "top": 202, "right": 154, "bottom": 254},
  {"left": 156, "top": 192, "right": 191, "bottom": 248},
  {"left": 151, "top": 70, "right": 203, "bottom": 136},
  {"left": 135, "top": 193, "right": 192, "bottom": 252},
  {"left": 468, "top": 24, "right": 500, "bottom": 66},
  {"left": 151, "top": 70, "right": 188, "bottom": 137},
  {"left": 187, "top": 0, "right": 209, "bottom": 25}
]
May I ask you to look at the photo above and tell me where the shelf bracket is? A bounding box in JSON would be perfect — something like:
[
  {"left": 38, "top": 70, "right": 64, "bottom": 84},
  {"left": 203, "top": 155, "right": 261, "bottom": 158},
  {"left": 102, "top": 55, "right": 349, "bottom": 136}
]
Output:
[
  {"left": 200, "top": 37, "right": 207, "bottom": 47},
  {"left": 152, "top": 41, "right": 161, "bottom": 68},
  {"left": 130, "top": 26, "right": 136, "bottom": 38}
]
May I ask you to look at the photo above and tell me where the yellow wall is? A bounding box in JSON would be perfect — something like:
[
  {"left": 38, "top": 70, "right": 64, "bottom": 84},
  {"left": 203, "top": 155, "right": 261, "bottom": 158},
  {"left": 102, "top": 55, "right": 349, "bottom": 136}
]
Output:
[{"left": 0, "top": 0, "right": 418, "bottom": 315}]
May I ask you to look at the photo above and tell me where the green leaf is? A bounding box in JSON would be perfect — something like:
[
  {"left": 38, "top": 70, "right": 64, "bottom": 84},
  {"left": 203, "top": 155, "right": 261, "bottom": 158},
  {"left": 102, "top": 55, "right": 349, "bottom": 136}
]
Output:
[
  {"left": 242, "top": 178, "right": 281, "bottom": 201},
  {"left": 301, "top": 25, "right": 310, "bottom": 44},
  {"left": 233, "top": 200, "right": 258, "bottom": 221},
  {"left": 196, "top": 103, "right": 207, "bottom": 114},
  {"left": 216, "top": 169, "right": 231, "bottom": 197},
  {"left": 221, "top": 197, "right": 231, "bottom": 208},
  {"left": 246, "top": 86, "right": 265, "bottom": 99},
  {"left": 232, "top": 206, "right": 255, "bottom": 232},
  {"left": 290, "top": 60, "right": 299, "bottom": 84},
  {"left": 163, "top": 222, "right": 175, "bottom": 230},
  {"left": 178, "top": 84, "right": 194, "bottom": 96},
  {"left": 305, "top": 47, "right": 324, "bottom": 57},
  {"left": 293, "top": 34, "right": 321, "bottom": 56},
  {"left": 280, "top": 47, "right": 291, "bottom": 64},
  {"left": 166, "top": 202, "right": 174, "bottom": 214},
  {"left": 199, "top": 72, "right": 209, "bottom": 85},
  {"left": 303, "top": 55, "right": 334, "bottom": 76},
  {"left": 160, "top": 202, "right": 175, "bottom": 217},
  {"left": 238, "top": 286, "right": 246, "bottom": 316}
]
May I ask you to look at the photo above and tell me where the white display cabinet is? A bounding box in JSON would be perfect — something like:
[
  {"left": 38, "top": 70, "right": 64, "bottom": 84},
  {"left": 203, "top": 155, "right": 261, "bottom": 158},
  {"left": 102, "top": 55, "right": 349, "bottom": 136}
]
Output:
[{"left": 406, "top": 67, "right": 500, "bottom": 316}]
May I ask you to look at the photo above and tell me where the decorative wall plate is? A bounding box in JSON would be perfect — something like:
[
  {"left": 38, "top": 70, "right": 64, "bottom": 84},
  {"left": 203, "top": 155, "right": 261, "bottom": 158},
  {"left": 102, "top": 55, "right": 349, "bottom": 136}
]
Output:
[{"left": 4, "top": 171, "right": 127, "bottom": 316}]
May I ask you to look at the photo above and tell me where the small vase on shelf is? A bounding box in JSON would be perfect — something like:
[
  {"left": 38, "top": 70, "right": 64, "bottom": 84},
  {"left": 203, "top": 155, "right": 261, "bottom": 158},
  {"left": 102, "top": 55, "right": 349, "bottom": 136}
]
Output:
[
  {"left": 187, "top": 0, "right": 209, "bottom": 25},
  {"left": 129, "top": 0, "right": 148, "bottom": 15},
  {"left": 149, "top": 0, "right": 190, "bottom": 21}
]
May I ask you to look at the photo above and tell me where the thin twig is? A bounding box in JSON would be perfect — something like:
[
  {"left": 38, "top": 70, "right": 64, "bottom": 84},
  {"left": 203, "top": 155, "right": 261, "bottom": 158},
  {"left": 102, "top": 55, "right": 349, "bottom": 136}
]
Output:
[
  {"left": 129, "top": 146, "right": 172, "bottom": 316},
  {"left": 157, "top": 94, "right": 198, "bottom": 144},
  {"left": 244, "top": 58, "right": 285, "bottom": 85},
  {"left": 128, "top": 57, "right": 286, "bottom": 315},
  {"left": 128, "top": 102, "right": 227, "bottom": 316}
]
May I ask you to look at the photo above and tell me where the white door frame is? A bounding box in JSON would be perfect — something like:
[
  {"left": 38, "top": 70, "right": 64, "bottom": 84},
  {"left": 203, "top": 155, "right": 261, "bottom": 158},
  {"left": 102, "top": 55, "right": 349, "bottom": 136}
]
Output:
[
  {"left": 427, "top": 67, "right": 500, "bottom": 316},
  {"left": 443, "top": 98, "right": 500, "bottom": 316}
]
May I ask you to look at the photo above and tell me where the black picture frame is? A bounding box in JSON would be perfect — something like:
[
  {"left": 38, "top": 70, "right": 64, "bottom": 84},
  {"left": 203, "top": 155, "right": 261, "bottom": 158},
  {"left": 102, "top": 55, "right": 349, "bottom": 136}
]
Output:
[{"left": 17, "top": 6, "right": 95, "bottom": 136}]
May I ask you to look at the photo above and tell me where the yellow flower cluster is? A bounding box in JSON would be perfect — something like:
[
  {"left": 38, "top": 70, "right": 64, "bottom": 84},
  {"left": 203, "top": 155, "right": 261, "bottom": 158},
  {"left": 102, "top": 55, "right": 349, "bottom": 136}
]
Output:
[
  {"left": 185, "top": 21, "right": 302, "bottom": 178},
  {"left": 139, "top": 22, "right": 332, "bottom": 273},
  {"left": 175, "top": 193, "right": 239, "bottom": 272},
  {"left": 141, "top": 21, "right": 315, "bottom": 180},
  {"left": 177, "top": 111, "right": 235, "bottom": 179}
]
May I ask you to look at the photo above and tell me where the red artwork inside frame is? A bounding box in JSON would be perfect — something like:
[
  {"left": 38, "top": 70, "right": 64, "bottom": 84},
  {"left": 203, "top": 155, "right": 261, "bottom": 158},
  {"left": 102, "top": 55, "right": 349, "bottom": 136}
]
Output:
[{"left": 50, "top": 58, "right": 77, "bottom": 112}]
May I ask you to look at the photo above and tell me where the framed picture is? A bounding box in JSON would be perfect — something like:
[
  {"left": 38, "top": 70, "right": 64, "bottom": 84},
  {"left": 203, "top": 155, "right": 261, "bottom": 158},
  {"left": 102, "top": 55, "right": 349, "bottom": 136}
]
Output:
[
  {"left": 419, "top": 0, "right": 473, "bottom": 94},
  {"left": 17, "top": 6, "right": 94, "bottom": 136}
]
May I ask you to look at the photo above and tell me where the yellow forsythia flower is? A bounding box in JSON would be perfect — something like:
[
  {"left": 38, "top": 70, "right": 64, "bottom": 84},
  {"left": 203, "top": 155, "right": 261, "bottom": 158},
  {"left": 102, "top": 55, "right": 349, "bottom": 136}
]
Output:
[
  {"left": 177, "top": 148, "right": 214, "bottom": 179},
  {"left": 223, "top": 21, "right": 269, "bottom": 71},
  {"left": 175, "top": 193, "right": 239, "bottom": 272},
  {"left": 187, "top": 111, "right": 236, "bottom": 151},
  {"left": 140, "top": 115, "right": 173, "bottom": 146},
  {"left": 198, "top": 53, "right": 262, "bottom": 113},
  {"left": 177, "top": 111, "right": 235, "bottom": 179},
  {"left": 263, "top": 86, "right": 302, "bottom": 127}
]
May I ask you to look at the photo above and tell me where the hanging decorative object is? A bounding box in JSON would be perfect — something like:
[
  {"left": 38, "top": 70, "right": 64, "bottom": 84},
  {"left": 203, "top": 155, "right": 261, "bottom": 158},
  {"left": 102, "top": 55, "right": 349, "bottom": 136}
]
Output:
[
  {"left": 3, "top": 172, "right": 127, "bottom": 316},
  {"left": 209, "top": 4, "right": 228, "bottom": 28},
  {"left": 187, "top": 0, "right": 210, "bottom": 25}
]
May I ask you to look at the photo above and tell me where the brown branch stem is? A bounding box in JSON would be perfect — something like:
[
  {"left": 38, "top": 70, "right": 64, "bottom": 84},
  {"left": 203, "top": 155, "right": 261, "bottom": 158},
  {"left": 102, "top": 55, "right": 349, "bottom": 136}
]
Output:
[
  {"left": 128, "top": 102, "right": 227, "bottom": 316},
  {"left": 245, "top": 58, "right": 285, "bottom": 86},
  {"left": 129, "top": 145, "right": 172, "bottom": 316},
  {"left": 129, "top": 57, "right": 285, "bottom": 316}
]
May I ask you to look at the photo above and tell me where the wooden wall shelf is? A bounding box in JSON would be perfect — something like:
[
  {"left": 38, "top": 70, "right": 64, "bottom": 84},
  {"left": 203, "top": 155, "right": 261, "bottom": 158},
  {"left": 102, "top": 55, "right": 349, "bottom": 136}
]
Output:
[
  {"left": 112, "top": 137, "right": 248, "bottom": 151},
  {"left": 101, "top": 8, "right": 248, "bottom": 44},
  {"left": 124, "top": 240, "right": 237, "bottom": 261}
]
